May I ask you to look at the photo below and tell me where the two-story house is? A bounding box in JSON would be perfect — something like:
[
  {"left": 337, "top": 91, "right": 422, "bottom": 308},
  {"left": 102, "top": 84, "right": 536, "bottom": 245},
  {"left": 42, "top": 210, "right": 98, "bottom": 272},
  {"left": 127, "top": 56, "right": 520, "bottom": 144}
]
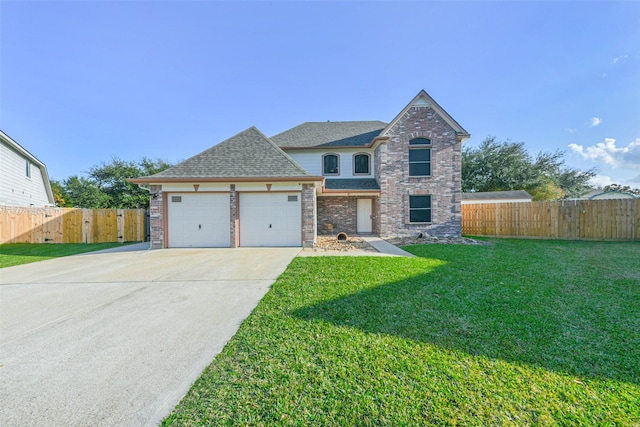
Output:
[
  {"left": 0, "top": 130, "right": 55, "bottom": 207},
  {"left": 131, "top": 90, "right": 470, "bottom": 248}
]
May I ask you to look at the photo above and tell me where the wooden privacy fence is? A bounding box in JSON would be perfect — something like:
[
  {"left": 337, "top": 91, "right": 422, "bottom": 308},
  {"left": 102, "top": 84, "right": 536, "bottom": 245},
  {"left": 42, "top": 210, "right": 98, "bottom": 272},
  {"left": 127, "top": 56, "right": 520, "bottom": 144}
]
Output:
[
  {"left": 0, "top": 206, "right": 147, "bottom": 244},
  {"left": 462, "top": 199, "right": 640, "bottom": 240}
]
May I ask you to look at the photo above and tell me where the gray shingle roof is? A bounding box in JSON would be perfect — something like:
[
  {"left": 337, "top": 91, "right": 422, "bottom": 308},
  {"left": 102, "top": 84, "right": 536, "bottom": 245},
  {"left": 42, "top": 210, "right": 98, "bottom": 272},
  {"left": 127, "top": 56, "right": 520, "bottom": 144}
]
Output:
[
  {"left": 325, "top": 179, "right": 380, "bottom": 191},
  {"left": 149, "top": 127, "right": 314, "bottom": 179},
  {"left": 462, "top": 190, "right": 532, "bottom": 200},
  {"left": 271, "top": 121, "right": 387, "bottom": 148}
]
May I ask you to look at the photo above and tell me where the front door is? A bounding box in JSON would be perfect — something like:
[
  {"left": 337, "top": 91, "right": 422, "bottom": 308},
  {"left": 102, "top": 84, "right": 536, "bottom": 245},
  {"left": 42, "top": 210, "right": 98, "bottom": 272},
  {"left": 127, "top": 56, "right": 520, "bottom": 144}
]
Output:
[{"left": 356, "top": 198, "right": 372, "bottom": 233}]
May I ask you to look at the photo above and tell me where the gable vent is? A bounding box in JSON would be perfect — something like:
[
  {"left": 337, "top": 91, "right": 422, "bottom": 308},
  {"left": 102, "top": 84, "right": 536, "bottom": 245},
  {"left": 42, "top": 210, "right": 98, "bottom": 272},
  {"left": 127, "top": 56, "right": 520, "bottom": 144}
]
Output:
[
  {"left": 288, "top": 195, "right": 298, "bottom": 202},
  {"left": 171, "top": 196, "right": 182, "bottom": 203}
]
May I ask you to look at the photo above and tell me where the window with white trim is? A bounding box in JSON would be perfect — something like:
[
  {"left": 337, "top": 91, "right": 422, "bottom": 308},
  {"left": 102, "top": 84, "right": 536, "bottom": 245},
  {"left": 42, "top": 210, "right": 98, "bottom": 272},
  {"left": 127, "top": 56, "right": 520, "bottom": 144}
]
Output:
[
  {"left": 323, "top": 154, "right": 339, "bottom": 175},
  {"left": 26, "top": 160, "right": 31, "bottom": 178},
  {"left": 353, "top": 153, "right": 370, "bottom": 175},
  {"left": 409, "top": 138, "right": 431, "bottom": 177},
  {"left": 409, "top": 195, "right": 432, "bottom": 223}
]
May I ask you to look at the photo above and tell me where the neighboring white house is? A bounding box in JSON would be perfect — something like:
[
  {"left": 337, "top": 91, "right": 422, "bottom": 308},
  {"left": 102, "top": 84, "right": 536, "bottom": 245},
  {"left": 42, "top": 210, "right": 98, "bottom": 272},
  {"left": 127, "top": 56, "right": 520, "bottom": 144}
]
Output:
[
  {"left": 462, "top": 190, "right": 533, "bottom": 204},
  {"left": 0, "top": 130, "right": 55, "bottom": 207},
  {"left": 589, "top": 191, "right": 638, "bottom": 200}
]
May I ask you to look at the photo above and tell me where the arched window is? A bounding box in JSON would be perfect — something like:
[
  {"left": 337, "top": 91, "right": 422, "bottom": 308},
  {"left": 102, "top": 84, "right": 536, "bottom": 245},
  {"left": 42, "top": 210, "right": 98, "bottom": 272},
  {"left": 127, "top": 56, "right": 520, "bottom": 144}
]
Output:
[
  {"left": 322, "top": 153, "right": 340, "bottom": 175},
  {"left": 353, "top": 153, "right": 370, "bottom": 175},
  {"left": 409, "top": 138, "right": 431, "bottom": 177}
]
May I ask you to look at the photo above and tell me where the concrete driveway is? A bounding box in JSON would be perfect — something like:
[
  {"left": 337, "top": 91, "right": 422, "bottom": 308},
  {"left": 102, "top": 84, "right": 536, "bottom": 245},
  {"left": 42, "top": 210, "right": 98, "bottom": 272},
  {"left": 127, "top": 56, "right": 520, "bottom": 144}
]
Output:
[{"left": 0, "top": 245, "right": 299, "bottom": 426}]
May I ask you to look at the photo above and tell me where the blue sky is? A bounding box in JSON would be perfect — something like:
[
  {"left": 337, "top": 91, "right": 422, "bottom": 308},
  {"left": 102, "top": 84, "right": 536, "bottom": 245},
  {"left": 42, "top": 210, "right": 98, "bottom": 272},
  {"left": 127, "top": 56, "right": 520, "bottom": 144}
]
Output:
[{"left": 2, "top": 1, "right": 639, "bottom": 188}]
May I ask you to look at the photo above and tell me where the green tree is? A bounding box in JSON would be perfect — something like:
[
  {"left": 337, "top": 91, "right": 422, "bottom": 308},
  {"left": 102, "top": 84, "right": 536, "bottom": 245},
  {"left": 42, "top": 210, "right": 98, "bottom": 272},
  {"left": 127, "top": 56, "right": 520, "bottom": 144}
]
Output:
[
  {"left": 50, "top": 179, "right": 69, "bottom": 207},
  {"left": 462, "top": 137, "right": 596, "bottom": 200},
  {"left": 63, "top": 176, "right": 112, "bottom": 208},
  {"left": 87, "top": 157, "right": 172, "bottom": 209},
  {"left": 602, "top": 184, "right": 640, "bottom": 196},
  {"left": 59, "top": 158, "right": 172, "bottom": 209}
]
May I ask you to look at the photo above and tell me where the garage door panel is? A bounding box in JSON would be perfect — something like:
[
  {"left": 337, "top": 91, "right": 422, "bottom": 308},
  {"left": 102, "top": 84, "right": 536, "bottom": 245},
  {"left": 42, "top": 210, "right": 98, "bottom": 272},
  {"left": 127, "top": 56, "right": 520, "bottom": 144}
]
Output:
[
  {"left": 168, "top": 194, "right": 230, "bottom": 248},
  {"left": 239, "top": 193, "right": 301, "bottom": 247}
]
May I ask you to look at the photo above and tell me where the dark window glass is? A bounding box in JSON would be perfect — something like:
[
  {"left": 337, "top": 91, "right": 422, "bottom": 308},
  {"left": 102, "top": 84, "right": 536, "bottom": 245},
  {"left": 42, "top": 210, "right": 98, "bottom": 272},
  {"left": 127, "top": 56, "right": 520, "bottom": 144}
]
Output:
[
  {"left": 409, "top": 138, "right": 431, "bottom": 145},
  {"left": 323, "top": 155, "right": 339, "bottom": 175},
  {"left": 409, "top": 149, "right": 430, "bottom": 162},
  {"left": 354, "top": 154, "right": 369, "bottom": 174},
  {"left": 409, "top": 148, "right": 431, "bottom": 176},
  {"left": 409, "top": 195, "right": 432, "bottom": 223}
]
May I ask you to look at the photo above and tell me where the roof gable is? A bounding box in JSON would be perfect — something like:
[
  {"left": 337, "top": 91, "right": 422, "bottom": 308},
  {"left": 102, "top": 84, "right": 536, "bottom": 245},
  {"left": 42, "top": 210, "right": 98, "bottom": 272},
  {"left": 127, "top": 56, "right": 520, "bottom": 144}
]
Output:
[
  {"left": 0, "top": 130, "right": 55, "bottom": 205},
  {"left": 381, "top": 90, "right": 470, "bottom": 140},
  {"left": 271, "top": 121, "right": 387, "bottom": 148},
  {"left": 149, "top": 127, "right": 314, "bottom": 179}
]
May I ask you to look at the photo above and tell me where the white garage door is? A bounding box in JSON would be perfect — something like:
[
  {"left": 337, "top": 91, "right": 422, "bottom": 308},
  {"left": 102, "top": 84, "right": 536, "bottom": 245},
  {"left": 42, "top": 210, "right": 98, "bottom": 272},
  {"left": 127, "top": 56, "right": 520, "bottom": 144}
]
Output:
[
  {"left": 239, "top": 193, "right": 301, "bottom": 247},
  {"left": 167, "top": 193, "right": 230, "bottom": 248}
]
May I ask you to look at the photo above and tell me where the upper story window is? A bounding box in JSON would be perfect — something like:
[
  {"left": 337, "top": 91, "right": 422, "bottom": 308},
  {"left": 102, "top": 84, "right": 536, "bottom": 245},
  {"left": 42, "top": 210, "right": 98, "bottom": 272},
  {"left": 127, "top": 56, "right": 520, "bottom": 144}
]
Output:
[
  {"left": 323, "top": 154, "right": 339, "bottom": 175},
  {"left": 409, "top": 138, "right": 431, "bottom": 177},
  {"left": 353, "top": 153, "right": 370, "bottom": 175},
  {"left": 25, "top": 160, "right": 31, "bottom": 178}
]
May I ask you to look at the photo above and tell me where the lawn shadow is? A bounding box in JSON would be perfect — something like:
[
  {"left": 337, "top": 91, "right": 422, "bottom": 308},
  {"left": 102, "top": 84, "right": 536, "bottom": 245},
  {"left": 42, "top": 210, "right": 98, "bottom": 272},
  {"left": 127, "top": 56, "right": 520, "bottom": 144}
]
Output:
[{"left": 291, "top": 252, "right": 639, "bottom": 385}]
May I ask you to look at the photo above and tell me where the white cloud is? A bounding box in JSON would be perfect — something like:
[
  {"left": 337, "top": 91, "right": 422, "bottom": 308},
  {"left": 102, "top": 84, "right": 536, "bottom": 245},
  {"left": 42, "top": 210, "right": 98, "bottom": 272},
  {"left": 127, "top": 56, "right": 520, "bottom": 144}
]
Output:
[
  {"left": 589, "top": 175, "right": 615, "bottom": 188},
  {"left": 569, "top": 137, "right": 640, "bottom": 169},
  {"left": 566, "top": 128, "right": 577, "bottom": 134},
  {"left": 611, "top": 55, "right": 628, "bottom": 64},
  {"left": 589, "top": 117, "right": 602, "bottom": 127}
]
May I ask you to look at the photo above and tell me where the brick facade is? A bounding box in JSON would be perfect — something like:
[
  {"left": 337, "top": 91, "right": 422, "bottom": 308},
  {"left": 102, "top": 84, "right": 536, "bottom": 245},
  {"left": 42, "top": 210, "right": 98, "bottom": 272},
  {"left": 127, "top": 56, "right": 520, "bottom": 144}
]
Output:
[
  {"left": 229, "top": 185, "right": 237, "bottom": 248},
  {"left": 301, "top": 184, "right": 316, "bottom": 247},
  {"left": 149, "top": 185, "right": 165, "bottom": 249},
  {"left": 317, "top": 196, "right": 379, "bottom": 236},
  {"left": 378, "top": 105, "right": 462, "bottom": 237}
]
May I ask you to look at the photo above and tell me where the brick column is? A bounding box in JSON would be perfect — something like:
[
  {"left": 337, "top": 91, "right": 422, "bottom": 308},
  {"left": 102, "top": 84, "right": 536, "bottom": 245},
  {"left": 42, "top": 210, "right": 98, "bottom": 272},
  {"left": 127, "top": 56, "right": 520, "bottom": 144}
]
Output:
[
  {"left": 229, "top": 185, "right": 237, "bottom": 248},
  {"left": 301, "top": 184, "right": 317, "bottom": 247},
  {"left": 149, "top": 185, "right": 164, "bottom": 249}
]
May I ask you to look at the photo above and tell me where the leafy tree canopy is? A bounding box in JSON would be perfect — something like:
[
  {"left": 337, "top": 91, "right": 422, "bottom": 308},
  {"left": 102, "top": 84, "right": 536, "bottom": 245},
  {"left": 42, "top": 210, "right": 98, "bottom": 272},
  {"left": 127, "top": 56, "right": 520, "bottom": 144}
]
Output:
[
  {"left": 462, "top": 137, "right": 596, "bottom": 200},
  {"left": 56, "top": 157, "right": 172, "bottom": 209},
  {"left": 602, "top": 184, "right": 640, "bottom": 196}
]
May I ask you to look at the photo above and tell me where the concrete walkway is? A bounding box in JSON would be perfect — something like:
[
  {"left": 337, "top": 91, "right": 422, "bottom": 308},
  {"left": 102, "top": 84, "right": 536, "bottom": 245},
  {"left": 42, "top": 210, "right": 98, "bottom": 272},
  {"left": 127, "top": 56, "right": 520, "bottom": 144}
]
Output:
[
  {"left": 361, "top": 236, "right": 416, "bottom": 257},
  {"left": 0, "top": 247, "right": 299, "bottom": 427}
]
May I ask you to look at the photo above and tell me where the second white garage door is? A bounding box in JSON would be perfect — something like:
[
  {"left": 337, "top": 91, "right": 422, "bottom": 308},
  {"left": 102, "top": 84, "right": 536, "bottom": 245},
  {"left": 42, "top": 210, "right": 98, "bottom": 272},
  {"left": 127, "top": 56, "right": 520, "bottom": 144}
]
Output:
[
  {"left": 239, "top": 193, "right": 301, "bottom": 247},
  {"left": 167, "top": 193, "right": 230, "bottom": 248}
]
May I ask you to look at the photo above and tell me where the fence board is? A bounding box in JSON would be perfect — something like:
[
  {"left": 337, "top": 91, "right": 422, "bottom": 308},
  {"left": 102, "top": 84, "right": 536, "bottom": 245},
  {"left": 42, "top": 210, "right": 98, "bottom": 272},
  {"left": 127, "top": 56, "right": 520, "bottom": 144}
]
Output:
[
  {"left": 0, "top": 206, "right": 147, "bottom": 244},
  {"left": 462, "top": 199, "right": 640, "bottom": 241}
]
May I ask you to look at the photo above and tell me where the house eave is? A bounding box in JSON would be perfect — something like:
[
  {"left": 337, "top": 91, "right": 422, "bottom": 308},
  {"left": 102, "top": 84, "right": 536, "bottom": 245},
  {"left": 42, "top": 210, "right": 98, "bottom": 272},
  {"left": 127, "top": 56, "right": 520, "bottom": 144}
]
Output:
[
  {"left": 280, "top": 136, "right": 391, "bottom": 151},
  {"left": 129, "top": 176, "right": 325, "bottom": 185},
  {"left": 320, "top": 189, "right": 381, "bottom": 196}
]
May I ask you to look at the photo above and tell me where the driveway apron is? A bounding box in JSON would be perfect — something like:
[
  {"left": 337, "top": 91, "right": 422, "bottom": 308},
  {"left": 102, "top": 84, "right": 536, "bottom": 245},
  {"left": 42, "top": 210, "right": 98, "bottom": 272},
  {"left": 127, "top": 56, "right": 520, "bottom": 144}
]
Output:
[{"left": 0, "top": 247, "right": 299, "bottom": 426}]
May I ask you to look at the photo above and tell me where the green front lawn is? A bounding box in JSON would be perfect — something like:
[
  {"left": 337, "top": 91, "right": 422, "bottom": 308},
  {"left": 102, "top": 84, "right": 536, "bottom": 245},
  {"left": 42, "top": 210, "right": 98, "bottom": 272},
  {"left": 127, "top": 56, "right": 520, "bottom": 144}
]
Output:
[
  {"left": 164, "top": 240, "right": 640, "bottom": 426},
  {"left": 0, "top": 243, "right": 130, "bottom": 268}
]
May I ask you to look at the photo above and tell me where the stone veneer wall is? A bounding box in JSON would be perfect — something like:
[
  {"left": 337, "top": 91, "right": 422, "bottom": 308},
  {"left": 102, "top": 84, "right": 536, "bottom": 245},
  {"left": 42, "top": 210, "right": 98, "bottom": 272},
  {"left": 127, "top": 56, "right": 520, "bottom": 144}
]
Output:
[
  {"left": 229, "top": 185, "right": 237, "bottom": 248},
  {"left": 317, "top": 196, "right": 379, "bottom": 236},
  {"left": 149, "top": 185, "right": 165, "bottom": 249},
  {"left": 379, "top": 105, "right": 462, "bottom": 237},
  {"left": 301, "top": 184, "right": 317, "bottom": 247}
]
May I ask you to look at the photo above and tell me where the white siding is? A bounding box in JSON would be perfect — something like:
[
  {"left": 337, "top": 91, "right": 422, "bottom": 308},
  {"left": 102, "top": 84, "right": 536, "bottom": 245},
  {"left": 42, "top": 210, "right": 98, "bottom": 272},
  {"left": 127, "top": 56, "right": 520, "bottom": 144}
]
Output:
[
  {"left": 0, "top": 141, "right": 52, "bottom": 207},
  {"left": 286, "top": 148, "right": 375, "bottom": 178}
]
